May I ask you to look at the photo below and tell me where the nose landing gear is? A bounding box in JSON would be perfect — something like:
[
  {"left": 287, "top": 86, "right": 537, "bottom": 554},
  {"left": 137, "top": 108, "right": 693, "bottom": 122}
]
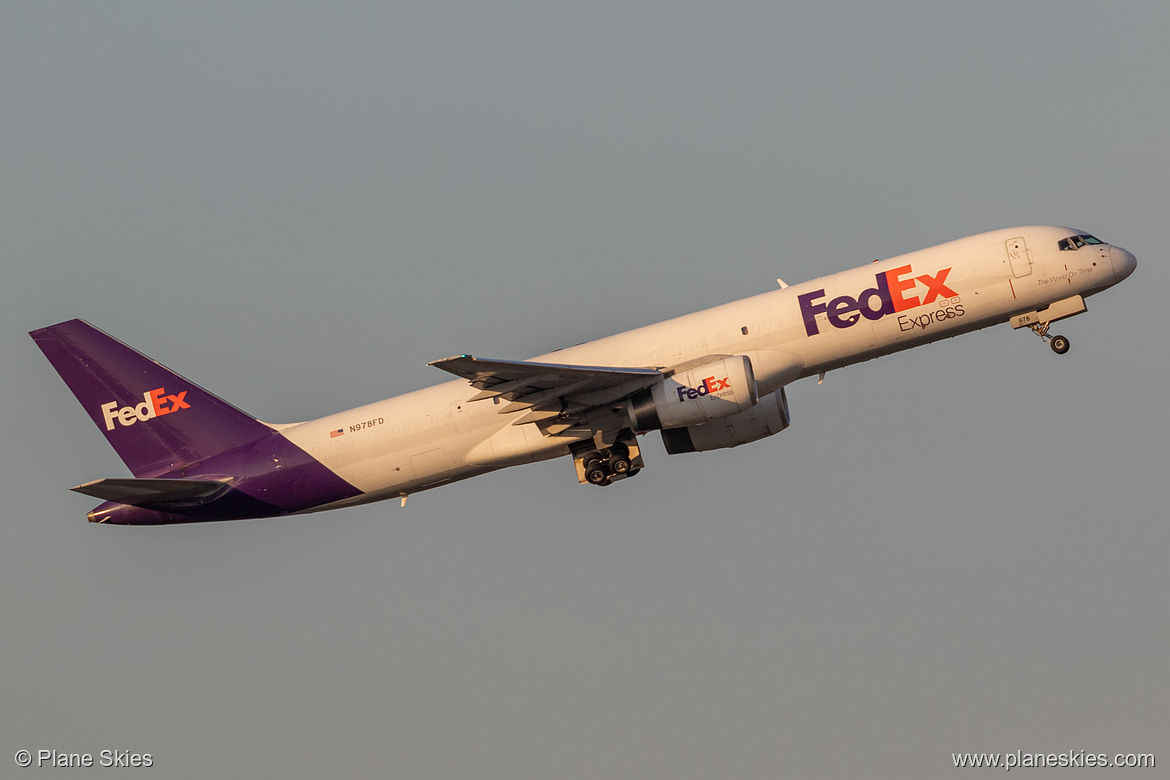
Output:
[
  {"left": 1009, "top": 295, "right": 1086, "bottom": 356},
  {"left": 1026, "top": 321, "right": 1070, "bottom": 354}
]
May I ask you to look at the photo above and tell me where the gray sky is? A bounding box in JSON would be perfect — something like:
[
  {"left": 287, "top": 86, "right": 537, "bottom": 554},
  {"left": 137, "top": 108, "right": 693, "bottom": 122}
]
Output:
[{"left": 3, "top": 2, "right": 1167, "bottom": 777}]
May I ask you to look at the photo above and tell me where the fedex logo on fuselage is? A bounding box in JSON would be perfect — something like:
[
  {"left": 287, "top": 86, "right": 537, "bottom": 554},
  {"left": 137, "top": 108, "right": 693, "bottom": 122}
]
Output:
[
  {"left": 797, "top": 264, "right": 958, "bottom": 337},
  {"left": 100, "top": 387, "right": 190, "bottom": 431},
  {"left": 676, "top": 376, "right": 731, "bottom": 402}
]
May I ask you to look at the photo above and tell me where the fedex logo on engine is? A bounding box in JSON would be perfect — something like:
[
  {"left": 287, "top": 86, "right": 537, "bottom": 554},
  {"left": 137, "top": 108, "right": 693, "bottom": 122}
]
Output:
[
  {"left": 798, "top": 265, "right": 959, "bottom": 337},
  {"left": 100, "top": 387, "right": 190, "bottom": 431},
  {"left": 676, "top": 375, "right": 731, "bottom": 402}
]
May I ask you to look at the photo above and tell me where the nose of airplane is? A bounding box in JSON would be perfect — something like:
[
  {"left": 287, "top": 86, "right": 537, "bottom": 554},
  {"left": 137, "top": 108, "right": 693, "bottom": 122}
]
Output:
[{"left": 1110, "top": 246, "right": 1137, "bottom": 283}]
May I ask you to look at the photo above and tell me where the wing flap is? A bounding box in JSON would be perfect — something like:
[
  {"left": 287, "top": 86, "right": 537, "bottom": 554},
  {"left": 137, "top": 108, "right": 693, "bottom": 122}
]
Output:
[
  {"left": 71, "top": 478, "right": 230, "bottom": 507},
  {"left": 432, "top": 355, "right": 660, "bottom": 398},
  {"left": 431, "top": 355, "right": 660, "bottom": 388},
  {"left": 429, "top": 355, "right": 666, "bottom": 428}
]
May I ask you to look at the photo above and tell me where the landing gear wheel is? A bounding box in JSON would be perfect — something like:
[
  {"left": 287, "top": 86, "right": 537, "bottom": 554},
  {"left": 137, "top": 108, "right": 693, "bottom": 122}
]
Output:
[
  {"left": 572, "top": 433, "right": 640, "bottom": 487},
  {"left": 608, "top": 455, "right": 632, "bottom": 474},
  {"left": 1028, "top": 321, "right": 1071, "bottom": 354},
  {"left": 585, "top": 464, "right": 610, "bottom": 485}
]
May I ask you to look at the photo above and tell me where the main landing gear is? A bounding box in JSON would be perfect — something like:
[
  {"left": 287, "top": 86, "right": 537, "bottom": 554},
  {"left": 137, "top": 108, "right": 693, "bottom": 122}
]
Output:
[{"left": 571, "top": 430, "right": 643, "bottom": 487}]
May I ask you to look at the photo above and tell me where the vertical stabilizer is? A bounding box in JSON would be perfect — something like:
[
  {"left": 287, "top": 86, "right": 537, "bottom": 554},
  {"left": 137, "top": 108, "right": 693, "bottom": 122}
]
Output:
[{"left": 30, "top": 319, "right": 275, "bottom": 477}]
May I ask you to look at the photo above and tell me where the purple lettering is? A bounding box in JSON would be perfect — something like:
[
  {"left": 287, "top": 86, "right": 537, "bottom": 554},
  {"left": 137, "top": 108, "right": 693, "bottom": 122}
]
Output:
[
  {"left": 827, "top": 295, "right": 861, "bottom": 328},
  {"left": 799, "top": 289, "right": 828, "bottom": 336},
  {"left": 857, "top": 273, "right": 895, "bottom": 320}
]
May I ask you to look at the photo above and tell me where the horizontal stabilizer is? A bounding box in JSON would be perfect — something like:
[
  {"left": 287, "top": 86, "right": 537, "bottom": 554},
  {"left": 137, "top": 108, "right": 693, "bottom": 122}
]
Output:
[{"left": 71, "top": 478, "right": 230, "bottom": 507}]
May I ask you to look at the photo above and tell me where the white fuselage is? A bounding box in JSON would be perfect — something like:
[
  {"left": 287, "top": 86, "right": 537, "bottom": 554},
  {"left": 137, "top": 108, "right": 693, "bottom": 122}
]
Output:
[{"left": 281, "top": 226, "right": 1133, "bottom": 508}]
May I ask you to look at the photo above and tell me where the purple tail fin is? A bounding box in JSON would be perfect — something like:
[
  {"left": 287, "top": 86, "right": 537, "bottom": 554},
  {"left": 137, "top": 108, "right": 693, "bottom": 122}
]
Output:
[{"left": 30, "top": 319, "right": 276, "bottom": 477}]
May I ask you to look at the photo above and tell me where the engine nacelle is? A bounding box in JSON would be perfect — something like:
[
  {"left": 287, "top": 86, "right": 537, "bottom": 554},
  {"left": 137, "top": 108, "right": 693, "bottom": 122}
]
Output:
[
  {"left": 661, "top": 387, "right": 790, "bottom": 453},
  {"left": 628, "top": 355, "right": 758, "bottom": 431}
]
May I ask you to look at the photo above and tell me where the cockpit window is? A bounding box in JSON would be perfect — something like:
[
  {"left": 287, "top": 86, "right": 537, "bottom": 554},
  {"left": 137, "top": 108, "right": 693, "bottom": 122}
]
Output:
[{"left": 1058, "top": 234, "right": 1105, "bottom": 251}]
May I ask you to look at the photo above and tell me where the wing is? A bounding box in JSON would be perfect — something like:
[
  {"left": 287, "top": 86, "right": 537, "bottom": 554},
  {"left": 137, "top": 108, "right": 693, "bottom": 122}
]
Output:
[
  {"left": 71, "top": 478, "right": 230, "bottom": 507},
  {"left": 429, "top": 355, "right": 663, "bottom": 428}
]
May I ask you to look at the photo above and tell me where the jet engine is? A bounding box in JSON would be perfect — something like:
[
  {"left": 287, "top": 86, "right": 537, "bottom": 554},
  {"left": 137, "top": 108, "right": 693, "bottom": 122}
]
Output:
[
  {"left": 627, "top": 355, "right": 758, "bottom": 431},
  {"left": 660, "top": 387, "right": 790, "bottom": 453}
]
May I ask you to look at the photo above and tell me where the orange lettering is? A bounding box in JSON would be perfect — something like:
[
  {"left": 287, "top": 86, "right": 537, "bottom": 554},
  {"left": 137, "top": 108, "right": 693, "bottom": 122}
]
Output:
[{"left": 884, "top": 265, "right": 920, "bottom": 312}]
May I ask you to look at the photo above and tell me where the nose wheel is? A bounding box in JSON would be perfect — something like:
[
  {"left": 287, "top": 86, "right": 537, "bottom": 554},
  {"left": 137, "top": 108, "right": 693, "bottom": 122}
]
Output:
[
  {"left": 1027, "top": 322, "right": 1070, "bottom": 355},
  {"left": 1010, "top": 295, "right": 1087, "bottom": 356}
]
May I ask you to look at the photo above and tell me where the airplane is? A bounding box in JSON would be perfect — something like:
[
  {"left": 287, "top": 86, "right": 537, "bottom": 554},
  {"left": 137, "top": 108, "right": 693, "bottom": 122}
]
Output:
[{"left": 31, "top": 225, "right": 1136, "bottom": 525}]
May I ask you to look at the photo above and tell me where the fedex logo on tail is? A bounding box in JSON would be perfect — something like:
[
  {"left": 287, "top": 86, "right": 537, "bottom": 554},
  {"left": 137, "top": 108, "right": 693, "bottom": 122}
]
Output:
[
  {"left": 798, "top": 265, "right": 958, "bottom": 336},
  {"left": 676, "top": 376, "right": 731, "bottom": 402},
  {"left": 101, "top": 387, "right": 190, "bottom": 431}
]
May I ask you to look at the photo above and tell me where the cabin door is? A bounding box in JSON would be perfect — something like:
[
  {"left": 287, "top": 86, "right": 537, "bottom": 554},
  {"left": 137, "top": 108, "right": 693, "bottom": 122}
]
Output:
[{"left": 1006, "top": 237, "right": 1033, "bottom": 277}]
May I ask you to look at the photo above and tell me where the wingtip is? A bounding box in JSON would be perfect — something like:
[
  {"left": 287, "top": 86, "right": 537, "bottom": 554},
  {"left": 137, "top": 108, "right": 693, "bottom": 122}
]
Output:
[{"left": 428, "top": 354, "right": 475, "bottom": 367}]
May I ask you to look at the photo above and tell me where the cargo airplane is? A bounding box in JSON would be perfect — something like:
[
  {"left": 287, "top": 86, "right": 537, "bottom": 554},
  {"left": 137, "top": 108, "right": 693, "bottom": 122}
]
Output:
[{"left": 31, "top": 226, "right": 1136, "bottom": 524}]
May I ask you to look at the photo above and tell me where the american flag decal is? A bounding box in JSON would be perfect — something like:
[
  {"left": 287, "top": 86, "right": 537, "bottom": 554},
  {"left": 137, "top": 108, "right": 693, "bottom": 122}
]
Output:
[{"left": 330, "top": 429, "right": 344, "bottom": 438}]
